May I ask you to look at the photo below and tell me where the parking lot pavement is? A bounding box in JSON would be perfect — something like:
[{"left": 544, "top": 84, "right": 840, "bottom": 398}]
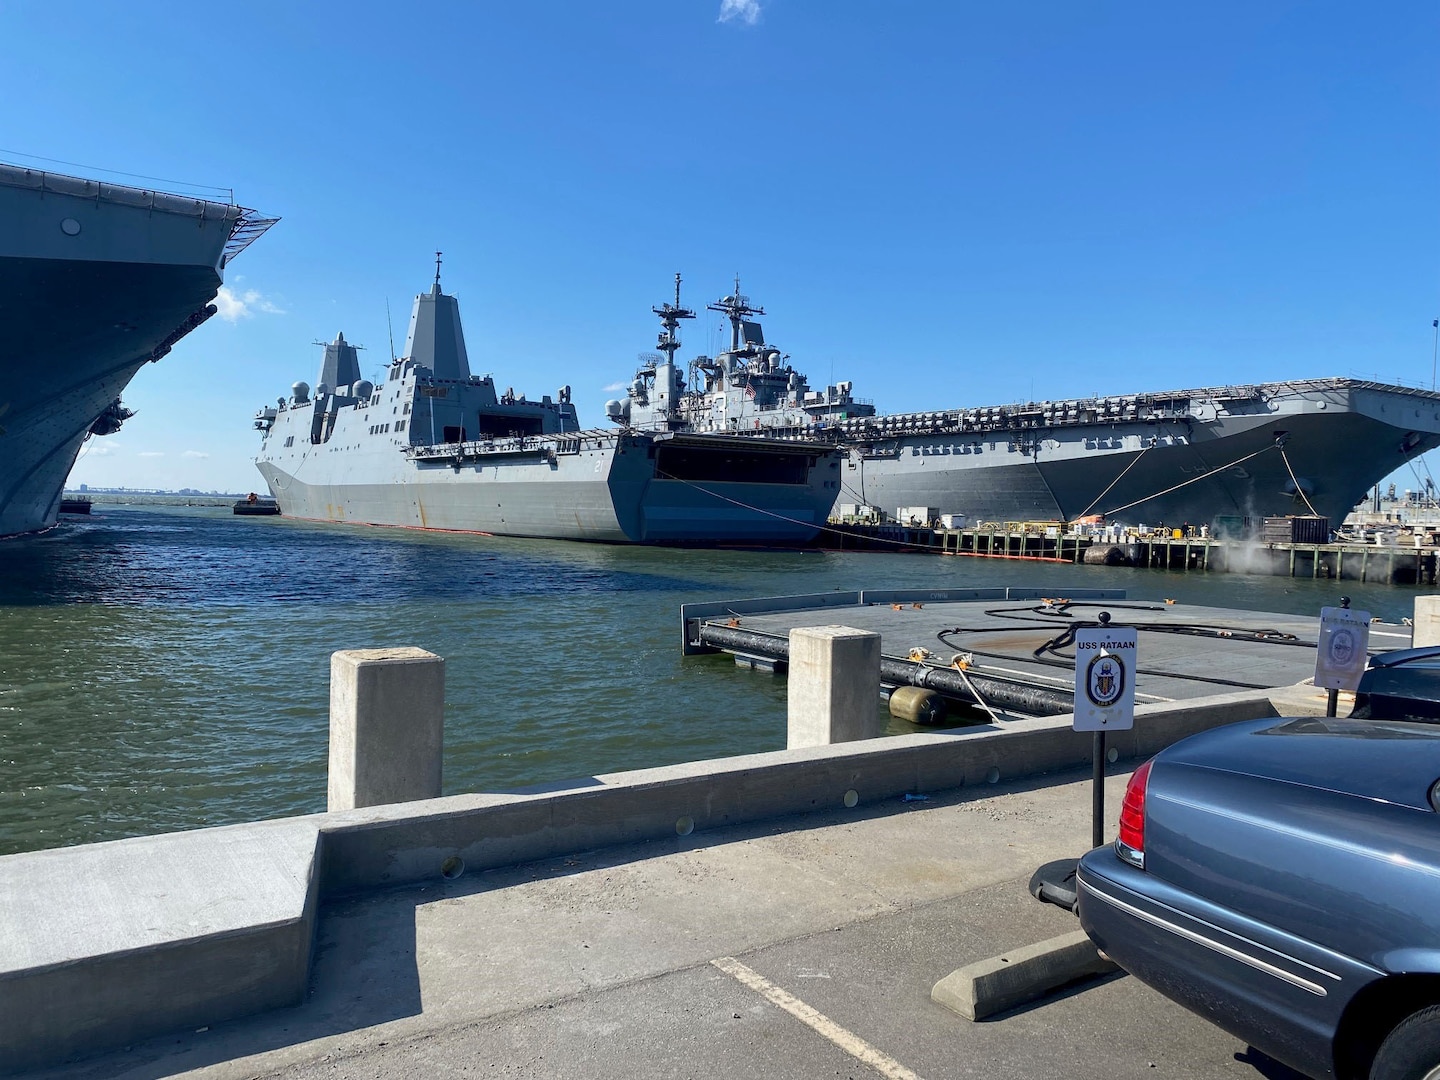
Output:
[{"left": 28, "top": 767, "right": 1307, "bottom": 1080}]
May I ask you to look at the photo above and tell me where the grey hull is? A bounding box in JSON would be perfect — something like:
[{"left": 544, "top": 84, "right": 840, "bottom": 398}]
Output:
[
  {"left": 254, "top": 273, "right": 842, "bottom": 546},
  {"left": 838, "top": 382, "right": 1440, "bottom": 526},
  {"left": 0, "top": 163, "right": 271, "bottom": 539},
  {"left": 258, "top": 432, "right": 842, "bottom": 545}
]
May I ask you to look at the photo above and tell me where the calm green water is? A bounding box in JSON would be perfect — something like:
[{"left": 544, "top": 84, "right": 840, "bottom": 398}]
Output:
[{"left": 0, "top": 502, "right": 1418, "bottom": 856}]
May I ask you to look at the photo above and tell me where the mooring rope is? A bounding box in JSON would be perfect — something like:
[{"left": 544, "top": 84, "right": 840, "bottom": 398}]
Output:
[
  {"left": 1101, "top": 442, "right": 1277, "bottom": 518},
  {"left": 1277, "top": 445, "right": 1321, "bottom": 517},
  {"left": 1074, "top": 442, "right": 1155, "bottom": 520},
  {"left": 655, "top": 469, "right": 1066, "bottom": 558}
]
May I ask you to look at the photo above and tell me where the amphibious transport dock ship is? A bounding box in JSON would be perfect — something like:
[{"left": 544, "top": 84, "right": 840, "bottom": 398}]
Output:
[
  {"left": 0, "top": 161, "right": 276, "bottom": 538},
  {"left": 613, "top": 280, "right": 1440, "bottom": 529},
  {"left": 253, "top": 263, "right": 841, "bottom": 544}
]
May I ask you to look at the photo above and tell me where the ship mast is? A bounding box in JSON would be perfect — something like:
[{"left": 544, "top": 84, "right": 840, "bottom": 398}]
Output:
[
  {"left": 652, "top": 272, "right": 695, "bottom": 365},
  {"left": 707, "top": 275, "right": 765, "bottom": 353}
]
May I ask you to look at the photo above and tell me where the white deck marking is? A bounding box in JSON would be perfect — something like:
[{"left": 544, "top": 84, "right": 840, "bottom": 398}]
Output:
[{"left": 712, "top": 956, "right": 924, "bottom": 1080}]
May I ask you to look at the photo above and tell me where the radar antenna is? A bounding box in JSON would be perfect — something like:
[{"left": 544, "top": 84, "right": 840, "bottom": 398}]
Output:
[
  {"left": 707, "top": 274, "right": 765, "bottom": 353},
  {"left": 434, "top": 250, "right": 443, "bottom": 289},
  {"left": 652, "top": 272, "right": 695, "bottom": 364}
]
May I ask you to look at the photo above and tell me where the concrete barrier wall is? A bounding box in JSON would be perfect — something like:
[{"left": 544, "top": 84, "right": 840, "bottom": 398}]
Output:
[
  {"left": 315, "top": 687, "right": 1286, "bottom": 895},
  {"left": 0, "top": 687, "right": 1300, "bottom": 1072},
  {"left": 0, "top": 819, "right": 321, "bottom": 1074}
]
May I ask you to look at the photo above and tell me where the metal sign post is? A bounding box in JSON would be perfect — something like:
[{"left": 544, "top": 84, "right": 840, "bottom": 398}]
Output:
[
  {"left": 1029, "top": 612, "right": 1140, "bottom": 911},
  {"left": 1073, "top": 613, "right": 1138, "bottom": 849},
  {"left": 1315, "top": 597, "right": 1371, "bottom": 718}
]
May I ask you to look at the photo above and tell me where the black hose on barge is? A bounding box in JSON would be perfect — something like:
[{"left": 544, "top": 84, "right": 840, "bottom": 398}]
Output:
[{"left": 695, "top": 623, "right": 1075, "bottom": 717}]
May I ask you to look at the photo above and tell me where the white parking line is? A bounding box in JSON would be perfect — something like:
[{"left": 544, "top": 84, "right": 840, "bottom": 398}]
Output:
[{"left": 712, "top": 956, "right": 924, "bottom": 1080}]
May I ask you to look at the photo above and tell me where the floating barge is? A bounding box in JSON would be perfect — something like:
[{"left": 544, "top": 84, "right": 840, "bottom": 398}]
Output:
[{"left": 681, "top": 588, "right": 1413, "bottom": 721}]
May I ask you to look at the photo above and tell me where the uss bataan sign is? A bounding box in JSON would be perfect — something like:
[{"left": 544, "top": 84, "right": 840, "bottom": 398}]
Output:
[{"left": 1073, "top": 626, "right": 1138, "bottom": 731}]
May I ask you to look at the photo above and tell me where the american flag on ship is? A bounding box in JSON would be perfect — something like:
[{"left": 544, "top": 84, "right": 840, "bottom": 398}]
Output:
[{"left": 743, "top": 380, "right": 755, "bottom": 400}]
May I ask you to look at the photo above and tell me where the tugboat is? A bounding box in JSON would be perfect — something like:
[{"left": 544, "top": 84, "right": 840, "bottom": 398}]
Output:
[{"left": 232, "top": 492, "right": 280, "bottom": 516}]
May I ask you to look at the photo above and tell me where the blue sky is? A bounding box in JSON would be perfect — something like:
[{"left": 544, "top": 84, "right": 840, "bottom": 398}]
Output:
[{"left": 4, "top": 1, "right": 1438, "bottom": 494}]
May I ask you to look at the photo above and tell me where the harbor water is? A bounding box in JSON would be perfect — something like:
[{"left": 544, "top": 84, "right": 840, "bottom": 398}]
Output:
[{"left": 0, "top": 501, "right": 1423, "bottom": 857}]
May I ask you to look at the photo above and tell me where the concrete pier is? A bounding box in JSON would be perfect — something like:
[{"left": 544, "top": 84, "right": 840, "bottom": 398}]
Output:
[
  {"left": 819, "top": 522, "right": 1440, "bottom": 585},
  {"left": 786, "top": 625, "right": 882, "bottom": 748},
  {"left": 0, "top": 681, "right": 1332, "bottom": 1076},
  {"left": 328, "top": 647, "right": 445, "bottom": 811}
]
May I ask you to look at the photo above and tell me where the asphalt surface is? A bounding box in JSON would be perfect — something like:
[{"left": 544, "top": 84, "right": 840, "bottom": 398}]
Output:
[{"left": 26, "top": 766, "right": 1308, "bottom": 1080}]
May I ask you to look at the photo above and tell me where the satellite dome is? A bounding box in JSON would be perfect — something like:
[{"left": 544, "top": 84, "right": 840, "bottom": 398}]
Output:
[{"left": 292, "top": 381, "right": 311, "bottom": 403}]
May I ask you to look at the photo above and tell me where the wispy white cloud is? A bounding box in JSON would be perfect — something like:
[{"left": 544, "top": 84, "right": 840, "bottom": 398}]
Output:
[
  {"left": 602, "top": 382, "right": 629, "bottom": 392},
  {"left": 182, "top": 450, "right": 210, "bottom": 459},
  {"left": 215, "top": 286, "right": 286, "bottom": 322},
  {"left": 80, "top": 442, "right": 117, "bottom": 457},
  {"left": 138, "top": 451, "right": 164, "bottom": 458},
  {"left": 718, "top": 0, "right": 761, "bottom": 24}
]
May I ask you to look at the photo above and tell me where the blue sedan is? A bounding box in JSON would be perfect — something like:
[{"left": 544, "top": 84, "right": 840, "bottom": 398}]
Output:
[{"left": 1077, "top": 713, "right": 1440, "bottom": 1080}]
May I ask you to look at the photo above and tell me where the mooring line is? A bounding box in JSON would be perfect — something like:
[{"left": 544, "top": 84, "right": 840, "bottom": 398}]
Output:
[
  {"left": 656, "top": 469, "right": 1065, "bottom": 559},
  {"left": 1101, "top": 443, "right": 1275, "bottom": 517},
  {"left": 712, "top": 956, "right": 925, "bottom": 1080},
  {"left": 1278, "top": 446, "right": 1321, "bottom": 517}
]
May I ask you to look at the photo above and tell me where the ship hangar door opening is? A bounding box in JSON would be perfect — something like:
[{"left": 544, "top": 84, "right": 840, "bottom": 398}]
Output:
[
  {"left": 654, "top": 444, "right": 811, "bottom": 485},
  {"left": 476, "top": 415, "right": 546, "bottom": 438}
]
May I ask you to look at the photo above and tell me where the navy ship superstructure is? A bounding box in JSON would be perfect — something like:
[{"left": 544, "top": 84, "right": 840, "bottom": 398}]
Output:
[
  {"left": 253, "top": 264, "right": 842, "bottom": 543},
  {"left": 613, "top": 281, "right": 1440, "bottom": 528},
  {"left": 0, "top": 161, "right": 275, "bottom": 538}
]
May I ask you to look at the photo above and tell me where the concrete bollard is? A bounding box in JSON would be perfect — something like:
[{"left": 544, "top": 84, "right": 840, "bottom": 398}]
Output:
[
  {"left": 1414, "top": 597, "right": 1440, "bottom": 648},
  {"left": 329, "top": 647, "right": 445, "bottom": 811},
  {"left": 787, "top": 625, "right": 882, "bottom": 748}
]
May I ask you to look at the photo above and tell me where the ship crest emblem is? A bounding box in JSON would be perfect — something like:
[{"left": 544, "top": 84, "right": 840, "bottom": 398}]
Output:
[
  {"left": 1329, "top": 628, "right": 1356, "bottom": 666},
  {"left": 1085, "top": 653, "right": 1124, "bottom": 709}
]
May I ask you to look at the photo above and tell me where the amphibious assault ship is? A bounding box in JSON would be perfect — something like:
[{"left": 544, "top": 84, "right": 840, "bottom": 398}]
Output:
[
  {"left": 0, "top": 161, "right": 276, "bottom": 538},
  {"left": 252, "top": 262, "right": 841, "bottom": 544},
  {"left": 612, "top": 279, "right": 1440, "bottom": 529}
]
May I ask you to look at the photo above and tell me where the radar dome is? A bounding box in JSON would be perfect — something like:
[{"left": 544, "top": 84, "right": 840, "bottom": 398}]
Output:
[
  {"left": 292, "top": 381, "right": 311, "bottom": 403},
  {"left": 316, "top": 382, "right": 330, "bottom": 397},
  {"left": 355, "top": 380, "right": 374, "bottom": 399},
  {"left": 606, "top": 399, "right": 628, "bottom": 422}
]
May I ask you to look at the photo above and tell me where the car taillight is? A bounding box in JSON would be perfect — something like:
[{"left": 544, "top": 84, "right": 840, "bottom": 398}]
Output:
[{"left": 1116, "top": 758, "right": 1152, "bottom": 869}]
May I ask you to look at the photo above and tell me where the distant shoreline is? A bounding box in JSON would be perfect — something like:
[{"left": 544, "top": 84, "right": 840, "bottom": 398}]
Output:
[{"left": 63, "top": 491, "right": 253, "bottom": 508}]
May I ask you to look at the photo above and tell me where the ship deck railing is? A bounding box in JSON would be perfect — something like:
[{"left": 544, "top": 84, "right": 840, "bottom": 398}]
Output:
[
  {"left": 405, "top": 429, "right": 619, "bottom": 464},
  {"left": 816, "top": 377, "right": 1440, "bottom": 441}
]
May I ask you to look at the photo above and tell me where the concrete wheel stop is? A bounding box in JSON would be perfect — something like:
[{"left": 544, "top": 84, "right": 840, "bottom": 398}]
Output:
[{"left": 931, "top": 928, "right": 1117, "bottom": 1021}]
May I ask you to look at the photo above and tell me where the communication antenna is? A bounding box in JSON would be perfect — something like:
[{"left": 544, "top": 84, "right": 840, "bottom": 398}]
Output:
[
  {"left": 387, "top": 299, "right": 397, "bottom": 362},
  {"left": 652, "top": 272, "right": 695, "bottom": 364}
]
